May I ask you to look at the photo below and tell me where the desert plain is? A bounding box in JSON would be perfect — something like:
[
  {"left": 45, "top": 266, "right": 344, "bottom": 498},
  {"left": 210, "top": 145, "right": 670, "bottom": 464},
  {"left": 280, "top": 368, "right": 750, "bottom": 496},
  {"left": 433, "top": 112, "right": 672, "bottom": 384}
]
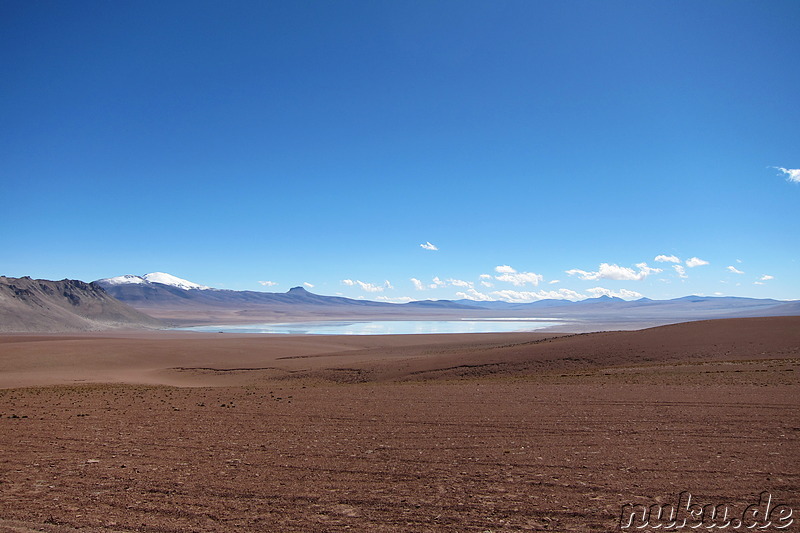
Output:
[{"left": 0, "top": 316, "right": 798, "bottom": 532}]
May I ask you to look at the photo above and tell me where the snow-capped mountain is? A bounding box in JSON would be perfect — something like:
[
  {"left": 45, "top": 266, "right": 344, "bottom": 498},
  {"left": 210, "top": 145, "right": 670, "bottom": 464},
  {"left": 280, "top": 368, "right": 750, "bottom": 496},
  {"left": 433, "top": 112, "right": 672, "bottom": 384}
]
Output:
[
  {"left": 97, "top": 272, "right": 211, "bottom": 291},
  {"left": 98, "top": 274, "right": 148, "bottom": 286},
  {"left": 142, "top": 272, "right": 210, "bottom": 290}
]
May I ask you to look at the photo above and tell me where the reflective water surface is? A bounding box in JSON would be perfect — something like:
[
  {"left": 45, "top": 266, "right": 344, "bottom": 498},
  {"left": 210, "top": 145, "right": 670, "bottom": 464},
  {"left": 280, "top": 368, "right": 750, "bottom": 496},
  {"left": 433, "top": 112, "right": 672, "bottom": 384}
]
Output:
[{"left": 175, "top": 319, "right": 562, "bottom": 335}]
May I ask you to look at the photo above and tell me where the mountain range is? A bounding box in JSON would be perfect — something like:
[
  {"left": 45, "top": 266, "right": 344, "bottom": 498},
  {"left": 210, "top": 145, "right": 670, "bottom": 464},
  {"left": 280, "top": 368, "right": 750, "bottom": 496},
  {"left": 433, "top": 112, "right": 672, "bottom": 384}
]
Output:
[
  {"left": 93, "top": 273, "right": 482, "bottom": 325},
  {"left": 93, "top": 272, "right": 800, "bottom": 329},
  {"left": 1, "top": 272, "right": 796, "bottom": 333}
]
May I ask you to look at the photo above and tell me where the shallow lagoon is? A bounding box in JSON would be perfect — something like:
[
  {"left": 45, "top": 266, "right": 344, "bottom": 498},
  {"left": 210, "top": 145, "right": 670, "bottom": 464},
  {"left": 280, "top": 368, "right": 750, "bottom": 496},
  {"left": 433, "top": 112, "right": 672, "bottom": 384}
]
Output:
[{"left": 176, "top": 319, "right": 562, "bottom": 335}]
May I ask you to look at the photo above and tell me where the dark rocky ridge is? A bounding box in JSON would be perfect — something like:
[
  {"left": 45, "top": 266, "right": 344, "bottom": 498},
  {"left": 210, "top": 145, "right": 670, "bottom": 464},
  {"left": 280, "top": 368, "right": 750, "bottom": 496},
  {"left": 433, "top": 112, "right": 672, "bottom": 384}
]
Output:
[{"left": 0, "top": 276, "right": 163, "bottom": 332}]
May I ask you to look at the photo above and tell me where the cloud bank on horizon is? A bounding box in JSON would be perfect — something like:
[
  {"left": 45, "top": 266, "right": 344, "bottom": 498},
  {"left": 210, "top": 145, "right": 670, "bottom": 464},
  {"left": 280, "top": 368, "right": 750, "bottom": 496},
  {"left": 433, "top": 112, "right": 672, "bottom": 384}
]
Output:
[{"left": 245, "top": 250, "right": 783, "bottom": 304}]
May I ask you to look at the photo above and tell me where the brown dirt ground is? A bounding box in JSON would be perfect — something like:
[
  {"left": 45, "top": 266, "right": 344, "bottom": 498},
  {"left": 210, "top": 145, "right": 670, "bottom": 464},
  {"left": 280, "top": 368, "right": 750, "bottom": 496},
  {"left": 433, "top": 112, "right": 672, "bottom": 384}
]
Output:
[{"left": 0, "top": 317, "right": 798, "bottom": 532}]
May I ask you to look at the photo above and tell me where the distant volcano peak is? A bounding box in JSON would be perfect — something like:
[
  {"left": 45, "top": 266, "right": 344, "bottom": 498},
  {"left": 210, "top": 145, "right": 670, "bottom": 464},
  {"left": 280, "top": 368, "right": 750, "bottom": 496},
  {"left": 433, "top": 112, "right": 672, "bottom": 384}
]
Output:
[
  {"left": 287, "top": 286, "right": 310, "bottom": 294},
  {"left": 96, "top": 272, "right": 210, "bottom": 291}
]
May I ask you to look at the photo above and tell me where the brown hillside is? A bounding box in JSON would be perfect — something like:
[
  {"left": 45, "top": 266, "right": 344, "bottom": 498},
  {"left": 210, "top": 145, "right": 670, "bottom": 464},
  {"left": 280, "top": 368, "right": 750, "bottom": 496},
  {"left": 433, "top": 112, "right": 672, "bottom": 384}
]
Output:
[{"left": 0, "top": 276, "right": 163, "bottom": 333}]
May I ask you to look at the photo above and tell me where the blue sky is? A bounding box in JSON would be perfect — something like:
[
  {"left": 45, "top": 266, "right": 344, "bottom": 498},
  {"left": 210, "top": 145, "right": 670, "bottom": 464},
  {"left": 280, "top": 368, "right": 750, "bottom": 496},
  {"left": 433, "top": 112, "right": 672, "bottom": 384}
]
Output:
[{"left": 2, "top": 0, "right": 798, "bottom": 303}]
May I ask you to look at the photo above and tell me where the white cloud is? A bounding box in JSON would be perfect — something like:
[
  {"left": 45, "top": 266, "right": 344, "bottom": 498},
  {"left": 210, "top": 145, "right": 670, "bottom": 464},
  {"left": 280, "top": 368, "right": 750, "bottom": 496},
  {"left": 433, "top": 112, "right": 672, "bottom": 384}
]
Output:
[
  {"left": 342, "top": 279, "right": 392, "bottom": 292},
  {"left": 551, "top": 288, "right": 585, "bottom": 300},
  {"left": 565, "top": 268, "right": 599, "bottom": 280},
  {"left": 358, "top": 281, "right": 383, "bottom": 292},
  {"left": 759, "top": 275, "right": 774, "bottom": 281},
  {"left": 586, "top": 287, "right": 643, "bottom": 300},
  {"left": 416, "top": 276, "right": 475, "bottom": 289},
  {"left": 496, "top": 271, "right": 544, "bottom": 286},
  {"left": 479, "top": 274, "right": 493, "bottom": 280},
  {"left": 492, "top": 265, "right": 543, "bottom": 286},
  {"left": 480, "top": 280, "right": 494, "bottom": 288},
  {"left": 424, "top": 276, "right": 475, "bottom": 290},
  {"left": 258, "top": 280, "right": 278, "bottom": 287},
  {"left": 636, "top": 263, "right": 662, "bottom": 276},
  {"left": 685, "top": 257, "right": 709, "bottom": 268},
  {"left": 673, "top": 265, "right": 688, "bottom": 279},
  {"left": 456, "top": 288, "right": 495, "bottom": 301},
  {"left": 429, "top": 276, "right": 446, "bottom": 288},
  {"left": 364, "top": 280, "right": 389, "bottom": 292},
  {"left": 654, "top": 254, "right": 681, "bottom": 263},
  {"left": 376, "top": 296, "right": 414, "bottom": 304},
  {"left": 754, "top": 282, "right": 764, "bottom": 285},
  {"left": 727, "top": 266, "right": 744, "bottom": 274},
  {"left": 549, "top": 279, "right": 560, "bottom": 284},
  {"left": 304, "top": 282, "right": 314, "bottom": 288},
  {"left": 491, "top": 288, "right": 585, "bottom": 303},
  {"left": 566, "top": 262, "right": 660, "bottom": 281},
  {"left": 420, "top": 241, "right": 438, "bottom": 251},
  {"left": 490, "top": 290, "right": 543, "bottom": 303},
  {"left": 774, "top": 166, "right": 800, "bottom": 183}
]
